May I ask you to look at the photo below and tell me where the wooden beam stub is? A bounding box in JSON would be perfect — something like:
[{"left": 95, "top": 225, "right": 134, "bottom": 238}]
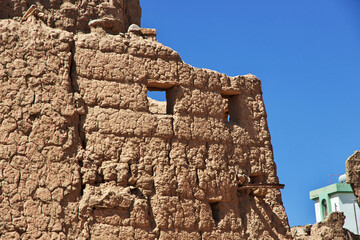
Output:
[
  {"left": 147, "top": 80, "right": 178, "bottom": 90},
  {"left": 220, "top": 89, "right": 241, "bottom": 96},
  {"left": 238, "top": 183, "right": 285, "bottom": 190}
]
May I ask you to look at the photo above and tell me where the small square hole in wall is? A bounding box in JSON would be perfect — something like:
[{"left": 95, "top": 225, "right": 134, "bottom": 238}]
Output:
[
  {"left": 147, "top": 86, "right": 175, "bottom": 114},
  {"left": 249, "top": 174, "right": 265, "bottom": 184},
  {"left": 222, "top": 94, "right": 241, "bottom": 123}
]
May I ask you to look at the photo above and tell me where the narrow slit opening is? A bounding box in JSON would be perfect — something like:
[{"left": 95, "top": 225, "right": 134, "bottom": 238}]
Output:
[
  {"left": 222, "top": 94, "right": 241, "bottom": 124},
  {"left": 210, "top": 202, "right": 221, "bottom": 226}
]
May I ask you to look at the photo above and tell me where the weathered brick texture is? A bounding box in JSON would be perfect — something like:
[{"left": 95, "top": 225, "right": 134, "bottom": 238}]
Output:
[{"left": 0, "top": 2, "right": 290, "bottom": 239}]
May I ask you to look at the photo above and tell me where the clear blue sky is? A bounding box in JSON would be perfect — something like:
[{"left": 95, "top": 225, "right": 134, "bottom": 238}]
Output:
[{"left": 140, "top": 0, "right": 360, "bottom": 227}]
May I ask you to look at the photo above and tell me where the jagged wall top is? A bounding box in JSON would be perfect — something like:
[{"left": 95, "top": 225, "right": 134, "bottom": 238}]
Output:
[{"left": 0, "top": 0, "right": 141, "bottom": 34}]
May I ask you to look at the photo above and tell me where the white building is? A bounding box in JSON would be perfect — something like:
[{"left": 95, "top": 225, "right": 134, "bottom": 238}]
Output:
[{"left": 310, "top": 174, "right": 360, "bottom": 234}]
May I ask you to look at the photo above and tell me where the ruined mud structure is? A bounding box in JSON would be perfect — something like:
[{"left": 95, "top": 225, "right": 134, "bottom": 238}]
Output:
[
  {"left": 291, "top": 212, "right": 360, "bottom": 240},
  {"left": 347, "top": 151, "right": 360, "bottom": 206},
  {"left": 0, "top": 1, "right": 292, "bottom": 239},
  {"left": 291, "top": 152, "right": 360, "bottom": 240}
]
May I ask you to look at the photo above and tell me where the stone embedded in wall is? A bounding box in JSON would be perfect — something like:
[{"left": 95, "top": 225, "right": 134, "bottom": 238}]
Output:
[{"left": 0, "top": 3, "right": 291, "bottom": 239}]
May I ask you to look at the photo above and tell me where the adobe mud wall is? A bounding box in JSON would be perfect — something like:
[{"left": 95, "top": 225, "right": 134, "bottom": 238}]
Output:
[
  {"left": 0, "top": 0, "right": 141, "bottom": 34},
  {"left": 291, "top": 212, "right": 360, "bottom": 240},
  {"left": 346, "top": 151, "right": 360, "bottom": 205},
  {"left": 0, "top": 2, "right": 290, "bottom": 239}
]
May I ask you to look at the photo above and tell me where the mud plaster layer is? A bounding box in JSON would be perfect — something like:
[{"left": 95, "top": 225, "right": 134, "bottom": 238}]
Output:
[
  {"left": 0, "top": 18, "right": 290, "bottom": 239},
  {"left": 0, "top": 0, "right": 141, "bottom": 34},
  {"left": 346, "top": 151, "right": 360, "bottom": 205},
  {"left": 291, "top": 212, "right": 360, "bottom": 240}
]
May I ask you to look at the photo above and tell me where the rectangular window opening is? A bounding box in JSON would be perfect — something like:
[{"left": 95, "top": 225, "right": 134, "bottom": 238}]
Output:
[
  {"left": 222, "top": 94, "right": 241, "bottom": 124},
  {"left": 147, "top": 86, "right": 175, "bottom": 115}
]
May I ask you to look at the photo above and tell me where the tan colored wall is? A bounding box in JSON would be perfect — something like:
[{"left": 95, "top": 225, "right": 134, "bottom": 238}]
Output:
[
  {"left": 291, "top": 212, "right": 360, "bottom": 240},
  {"left": 0, "top": 6, "right": 290, "bottom": 240},
  {"left": 346, "top": 151, "right": 360, "bottom": 205},
  {"left": 0, "top": 19, "right": 82, "bottom": 239},
  {"left": 0, "top": 0, "right": 141, "bottom": 34}
]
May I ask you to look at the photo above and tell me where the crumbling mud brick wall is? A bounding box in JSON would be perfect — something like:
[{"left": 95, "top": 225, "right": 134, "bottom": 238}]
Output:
[
  {"left": 291, "top": 212, "right": 360, "bottom": 240},
  {"left": 0, "top": 2, "right": 290, "bottom": 239},
  {"left": 72, "top": 29, "right": 290, "bottom": 239},
  {"left": 0, "top": 0, "right": 141, "bottom": 34},
  {"left": 346, "top": 151, "right": 360, "bottom": 205},
  {"left": 0, "top": 19, "right": 83, "bottom": 239}
]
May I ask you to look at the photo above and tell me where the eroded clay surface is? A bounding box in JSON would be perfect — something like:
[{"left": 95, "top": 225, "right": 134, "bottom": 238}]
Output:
[
  {"left": 0, "top": 19, "right": 83, "bottom": 239},
  {"left": 0, "top": 3, "right": 290, "bottom": 239},
  {"left": 0, "top": 0, "right": 141, "bottom": 34},
  {"left": 291, "top": 212, "right": 360, "bottom": 240},
  {"left": 346, "top": 151, "right": 360, "bottom": 205}
]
